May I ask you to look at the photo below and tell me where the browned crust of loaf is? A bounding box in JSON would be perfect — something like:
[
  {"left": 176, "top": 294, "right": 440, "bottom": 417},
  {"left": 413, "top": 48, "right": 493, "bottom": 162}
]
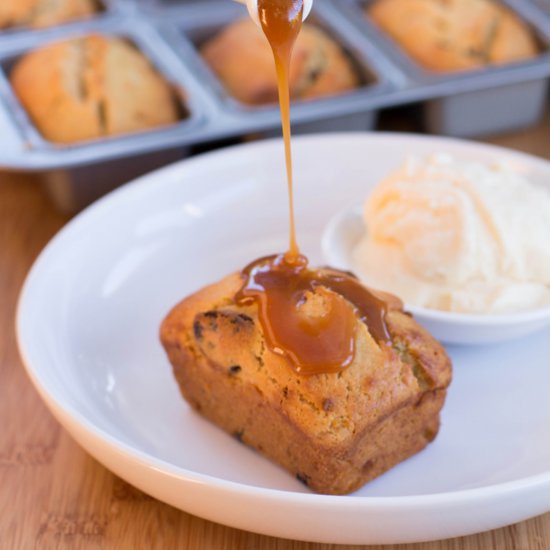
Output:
[
  {"left": 367, "top": 0, "right": 538, "bottom": 72},
  {"left": 200, "top": 18, "right": 359, "bottom": 105},
  {"left": 10, "top": 34, "right": 181, "bottom": 143},
  {"left": 160, "top": 272, "right": 452, "bottom": 495},
  {"left": 0, "top": 0, "right": 98, "bottom": 29}
]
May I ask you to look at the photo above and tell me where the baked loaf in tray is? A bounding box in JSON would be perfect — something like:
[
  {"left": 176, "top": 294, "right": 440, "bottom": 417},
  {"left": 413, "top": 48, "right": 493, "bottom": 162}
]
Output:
[
  {"left": 160, "top": 271, "right": 452, "bottom": 495},
  {"left": 367, "top": 0, "right": 538, "bottom": 72},
  {"left": 0, "top": 0, "right": 98, "bottom": 29},
  {"left": 10, "top": 34, "right": 181, "bottom": 144},
  {"left": 201, "top": 19, "right": 360, "bottom": 105}
]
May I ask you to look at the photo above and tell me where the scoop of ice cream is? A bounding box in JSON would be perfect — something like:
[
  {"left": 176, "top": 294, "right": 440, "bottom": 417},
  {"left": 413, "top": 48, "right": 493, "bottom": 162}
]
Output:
[{"left": 353, "top": 154, "right": 550, "bottom": 314}]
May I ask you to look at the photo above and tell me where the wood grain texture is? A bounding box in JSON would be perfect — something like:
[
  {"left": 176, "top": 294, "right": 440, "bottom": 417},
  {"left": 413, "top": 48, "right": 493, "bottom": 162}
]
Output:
[{"left": 2, "top": 110, "right": 550, "bottom": 549}]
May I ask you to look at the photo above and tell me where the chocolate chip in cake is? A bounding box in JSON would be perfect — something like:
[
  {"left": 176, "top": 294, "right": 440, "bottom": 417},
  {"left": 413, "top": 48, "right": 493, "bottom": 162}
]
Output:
[
  {"left": 228, "top": 365, "right": 242, "bottom": 375},
  {"left": 193, "top": 320, "right": 203, "bottom": 341},
  {"left": 322, "top": 398, "right": 334, "bottom": 412},
  {"left": 296, "top": 473, "right": 311, "bottom": 487},
  {"left": 362, "top": 459, "right": 375, "bottom": 474},
  {"left": 202, "top": 310, "right": 219, "bottom": 331},
  {"left": 237, "top": 313, "right": 253, "bottom": 323},
  {"left": 229, "top": 313, "right": 254, "bottom": 333}
]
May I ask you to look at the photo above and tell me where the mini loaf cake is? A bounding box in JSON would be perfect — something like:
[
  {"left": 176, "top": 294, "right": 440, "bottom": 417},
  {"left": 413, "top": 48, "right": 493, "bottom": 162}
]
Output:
[
  {"left": 201, "top": 18, "right": 360, "bottom": 105},
  {"left": 10, "top": 34, "right": 182, "bottom": 144},
  {"left": 367, "top": 0, "right": 538, "bottom": 72},
  {"left": 160, "top": 269, "right": 452, "bottom": 495},
  {"left": 0, "top": 0, "right": 99, "bottom": 29}
]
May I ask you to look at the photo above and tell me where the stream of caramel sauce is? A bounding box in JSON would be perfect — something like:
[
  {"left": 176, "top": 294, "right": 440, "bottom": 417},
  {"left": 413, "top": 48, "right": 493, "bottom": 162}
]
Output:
[
  {"left": 235, "top": 0, "right": 393, "bottom": 375},
  {"left": 258, "top": 0, "right": 303, "bottom": 261}
]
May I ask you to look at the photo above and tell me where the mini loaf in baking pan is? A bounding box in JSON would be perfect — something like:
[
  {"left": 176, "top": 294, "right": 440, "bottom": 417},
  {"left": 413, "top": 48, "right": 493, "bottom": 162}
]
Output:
[
  {"left": 10, "top": 34, "right": 182, "bottom": 144},
  {"left": 160, "top": 271, "right": 452, "bottom": 495},
  {"left": 0, "top": 0, "right": 100, "bottom": 29},
  {"left": 201, "top": 18, "right": 360, "bottom": 105},
  {"left": 367, "top": 0, "right": 539, "bottom": 72}
]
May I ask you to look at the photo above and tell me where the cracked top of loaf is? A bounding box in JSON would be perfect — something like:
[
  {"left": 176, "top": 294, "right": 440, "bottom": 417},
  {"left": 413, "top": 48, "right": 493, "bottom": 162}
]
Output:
[
  {"left": 10, "top": 34, "right": 182, "bottom": 143},
  {"left": 367, "top": 0, "right": 538, "bottom": 72},
  {"left": 0, "top": 0, "right": 99, "bottom": 29},
  {"left": 201, "top": 18, "right": 360, "bottom": 105}
]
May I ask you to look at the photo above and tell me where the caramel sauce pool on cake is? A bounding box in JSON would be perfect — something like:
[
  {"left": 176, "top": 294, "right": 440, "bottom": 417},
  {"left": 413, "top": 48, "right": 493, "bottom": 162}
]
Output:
[
  {"left": 236, "top": 254, "right": 392, "bottom": 375},
  {"left": 235, "top": 0, "right": 393, "bottom": 375}
]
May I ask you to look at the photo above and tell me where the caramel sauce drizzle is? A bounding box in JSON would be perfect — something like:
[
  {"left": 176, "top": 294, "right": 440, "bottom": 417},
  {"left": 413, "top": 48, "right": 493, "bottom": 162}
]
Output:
[
  {"left": 235, "top": 255, "right": 391, "bottom": 375},
  {"left": 258, "top": 0, "right": 302, "bottom": 262},
  {"left": 235, "top": 0, "right": 393, "bottom": 375}
]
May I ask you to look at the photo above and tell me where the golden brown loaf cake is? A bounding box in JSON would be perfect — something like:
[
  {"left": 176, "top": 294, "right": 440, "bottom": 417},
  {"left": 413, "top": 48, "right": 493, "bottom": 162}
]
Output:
[
  {"left": 367, "top": 0, "right": 538, "bottom": 72},
  {"left": 0, "top": 0, "right": 98, "bottom": 29},
  {"left": 10, "top": 35, "right": 181, "bottom": 144},
  {"left": 201, "top": 18, "right": 359, "bottom": 105},
  {"left": 160, "top": 271, "right": 452, "bottom": 495}
]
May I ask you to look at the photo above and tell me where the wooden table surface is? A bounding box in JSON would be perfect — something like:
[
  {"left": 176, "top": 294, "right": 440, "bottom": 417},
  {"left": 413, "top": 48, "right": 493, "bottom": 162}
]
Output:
[{"left": 2, "top": 111, "right": 550, "bottom": 549}]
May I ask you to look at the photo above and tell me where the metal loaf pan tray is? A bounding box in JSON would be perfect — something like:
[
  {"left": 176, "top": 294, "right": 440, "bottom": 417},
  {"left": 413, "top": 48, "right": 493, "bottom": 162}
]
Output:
[
  {"left": 1, "top": 0, "right": 550, "bottom": 213},
  {"left": 155, "top": 0, "right": 384, "bottom": 136},
  {"left": 0, "top": 0, "right": 390, "bottom": 212},
  {"left": 0, "top": 1, "right": 206, "bottom": 212},
  {"left": 335, "top": 0, "right": 550, "bottom": 137}
]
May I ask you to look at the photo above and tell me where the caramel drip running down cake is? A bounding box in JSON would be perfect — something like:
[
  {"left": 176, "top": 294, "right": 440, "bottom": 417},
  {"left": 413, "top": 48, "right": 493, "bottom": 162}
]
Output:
[{"left": 160, "top": 0, "right": 452, "bottom": 495}]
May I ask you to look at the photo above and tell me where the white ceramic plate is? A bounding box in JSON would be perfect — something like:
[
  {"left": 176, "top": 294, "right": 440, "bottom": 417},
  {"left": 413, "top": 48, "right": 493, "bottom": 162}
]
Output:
[
  {"left": 17, "top": 134, "right": 550, "bottom": 545},
  {"left": 322, "top": 206, "right": 550, "bottom": 345}
]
